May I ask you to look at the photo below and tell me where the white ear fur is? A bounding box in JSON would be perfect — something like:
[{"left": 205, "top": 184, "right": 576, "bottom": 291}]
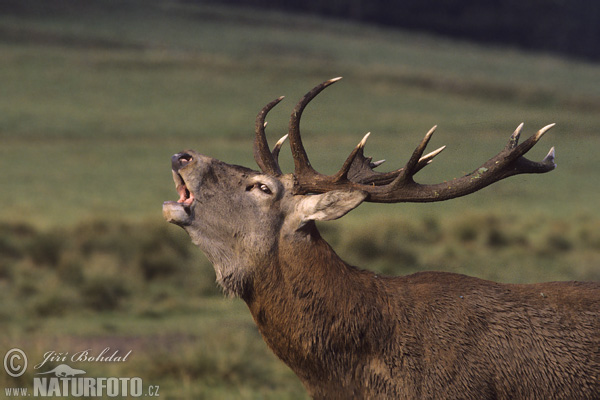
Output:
[{"left": 297, "top": 190, "right": 367, "bottom": 223}]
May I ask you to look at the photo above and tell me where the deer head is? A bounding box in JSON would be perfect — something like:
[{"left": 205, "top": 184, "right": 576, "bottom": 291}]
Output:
[{"left": 163, "top": 78, "right": 555, "bottom": 297}]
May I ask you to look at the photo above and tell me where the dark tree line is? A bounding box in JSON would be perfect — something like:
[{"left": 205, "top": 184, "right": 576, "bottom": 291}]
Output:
[{"left": 208, "top": 0, "right": 600, "bottom": 62}]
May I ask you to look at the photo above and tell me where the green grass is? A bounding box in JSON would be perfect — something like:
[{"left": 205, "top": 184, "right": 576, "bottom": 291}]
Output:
[
  {"left": 1, "top": 304, "right": 307, "bottom": 399},
  {"left": 1, "top": 0, "right": 599, "bottom": 398}
]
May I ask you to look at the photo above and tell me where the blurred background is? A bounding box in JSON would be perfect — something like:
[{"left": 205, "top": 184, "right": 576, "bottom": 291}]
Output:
[{"left": 1, "top": 1, "right": 598, "bottom": 398}]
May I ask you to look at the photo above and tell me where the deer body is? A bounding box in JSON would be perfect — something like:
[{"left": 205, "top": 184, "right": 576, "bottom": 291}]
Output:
[
  {"left": 163, "top": 79, "right": 600, "bottom": 399},
  {"left": 247, "top": 228, "right": 599, "bottom": 399}
]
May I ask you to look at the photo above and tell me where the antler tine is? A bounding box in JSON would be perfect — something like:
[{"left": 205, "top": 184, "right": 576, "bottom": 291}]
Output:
[
  {"left": 394, "top": 126, "right": 437, "bottom": 185},
  {"left": 289, "top": 77, "right": 342, "bottom": 175},
  {"left": 371, "top": 159, "right": 386, "bottom": 168},
  {"left": 333, "top": 132, "right": 371, "bottom": 182},
  {"left": 506, "top": 122, "right": 524, "bottom": 150},
  {"left": 271, "top": 134, "right": 288, "bottom": 165},
  {"left": 414, "top": 145, "right": 446, "bottom": 174},
  {"left": 334, "top": 131, "right": 442, "bottom": 183},
  {"left": 347, "top": 145, "right": 445, "bottom": 186},
  {"left": 502, "top": 123, "right": 555, "bottom": 163},
  {"left": 344, "top": 133, "right": 443, "bottom": 186},
  {"left": 254, "top": 96, "right": 285, "bottom": 175},
  {"left": 543, "top": 146, "right": 556, "bottom": 165}
]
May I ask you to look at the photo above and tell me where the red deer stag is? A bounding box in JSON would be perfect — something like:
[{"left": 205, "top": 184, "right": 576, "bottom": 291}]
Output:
[{"left": 163, "top": 78, "right": 599, "bottom": 399}]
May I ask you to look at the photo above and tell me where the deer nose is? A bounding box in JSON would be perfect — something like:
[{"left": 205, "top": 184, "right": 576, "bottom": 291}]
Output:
[{"left": 172, "top": 153, "right": 193, "bottom": 172}]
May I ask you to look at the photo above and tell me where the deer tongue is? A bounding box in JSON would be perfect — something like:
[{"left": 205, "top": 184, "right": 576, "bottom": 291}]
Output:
[
  {"left": 172, "top": 170, "right": 195, "bottom": 206},
  {"left": 176, "top": 183, "right": 194, "bottom": 206}
]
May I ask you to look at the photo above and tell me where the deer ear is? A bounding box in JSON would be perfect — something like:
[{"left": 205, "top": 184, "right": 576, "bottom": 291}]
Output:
[{"left": 297, "top": 190, "right": 367, "bottom": 223}]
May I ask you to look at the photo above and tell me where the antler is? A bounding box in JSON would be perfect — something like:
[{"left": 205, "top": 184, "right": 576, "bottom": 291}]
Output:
[
  {"left": 254, "top": 96, "right": 285, "bottom": 175},
  {"left": 254, "top": 78, "right": 556, "bottom": 203}
]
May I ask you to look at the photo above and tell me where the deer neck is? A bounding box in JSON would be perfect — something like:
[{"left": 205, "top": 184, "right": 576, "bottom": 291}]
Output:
[
  {"left": 246, "top": 223, "right": 358, "bottom": 308},
  {"left": 243, "top": 223, "right": 387, "bottom": 386}
]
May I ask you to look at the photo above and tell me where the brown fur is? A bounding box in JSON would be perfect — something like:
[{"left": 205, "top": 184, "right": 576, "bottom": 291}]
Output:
[{"left": 245, "top": 224, "right": 599, "bottom": 399}]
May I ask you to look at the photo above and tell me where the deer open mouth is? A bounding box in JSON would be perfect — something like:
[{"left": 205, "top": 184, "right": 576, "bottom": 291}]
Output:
[
  {"left": 163, "top": 168, "right": 194, "bottom": 225},
  {"left": 170, "top": 152, "right": 196, "bottom": 209},
  {"left": 163, "top": 153, "right": 197, "bottom": 225},
  {"left": 173, "top": 170, "right": 195, "bottom": 207}
]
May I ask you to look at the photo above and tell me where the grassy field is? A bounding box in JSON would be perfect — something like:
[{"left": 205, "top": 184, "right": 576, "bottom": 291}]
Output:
[{"left": 1, "top": 1, "right": 599, "bottom": 398}]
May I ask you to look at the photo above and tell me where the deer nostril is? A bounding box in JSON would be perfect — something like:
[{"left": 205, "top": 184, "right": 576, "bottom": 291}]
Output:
[
  {"left": 179, "top": 154, "right": 192, "bottom": 166},
  {"left": 171, "top": 153, "right": 193, "bottom": 172}
]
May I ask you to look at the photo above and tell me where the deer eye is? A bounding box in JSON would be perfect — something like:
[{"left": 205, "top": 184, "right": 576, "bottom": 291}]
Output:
[
  {"left": 246, "top": 182, "right": 273, "bottom": 195},
  {"left": 258, "top": 184, "right": 272, "bottom": 194}
]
